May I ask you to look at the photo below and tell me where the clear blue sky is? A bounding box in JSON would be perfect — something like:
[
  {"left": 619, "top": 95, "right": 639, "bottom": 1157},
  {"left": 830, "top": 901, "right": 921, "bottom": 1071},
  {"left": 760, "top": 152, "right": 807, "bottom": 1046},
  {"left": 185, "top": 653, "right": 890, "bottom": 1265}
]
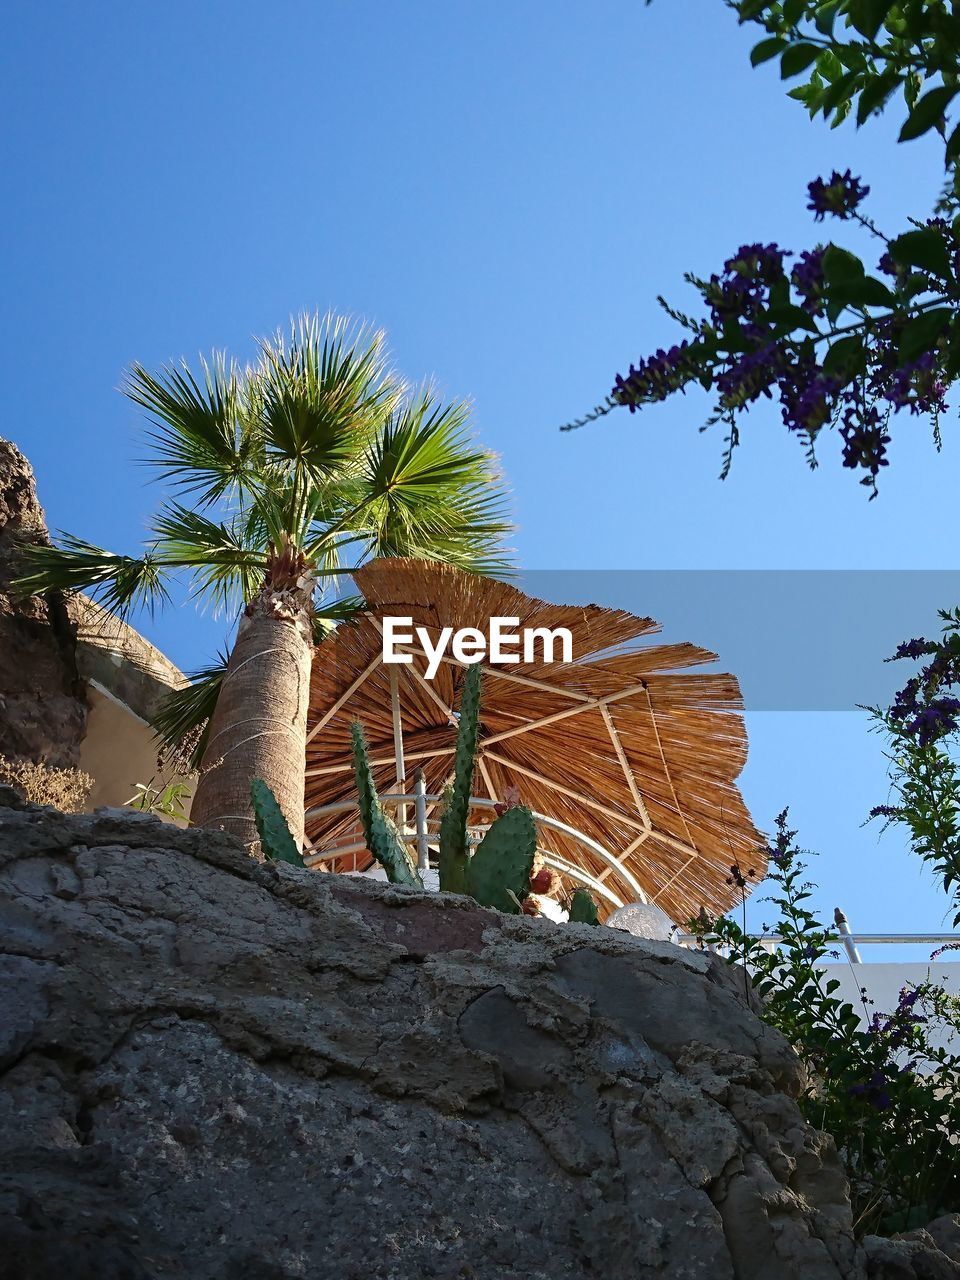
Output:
[{"left": 3, "top": 1, "right": 957, "bottom": 945}]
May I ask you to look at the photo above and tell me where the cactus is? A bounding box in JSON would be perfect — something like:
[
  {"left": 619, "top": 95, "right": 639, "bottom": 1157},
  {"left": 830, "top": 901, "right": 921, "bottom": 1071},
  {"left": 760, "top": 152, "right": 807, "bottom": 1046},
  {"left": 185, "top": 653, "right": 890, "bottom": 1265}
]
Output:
[
  {"left": 251, "top": 778, "right": 305, "bottom": 867},
  {"left": 438, "top": 663, "right": 482, "bottom": 894},
  {"left": 567, "top": 887, "right": 600, "bottom": 925},
  {"left": 466, "top": 804, "right": 537, "bottom": 914},
  {"left": 350, "top": 721, "right": 424, "bottom": 889}
]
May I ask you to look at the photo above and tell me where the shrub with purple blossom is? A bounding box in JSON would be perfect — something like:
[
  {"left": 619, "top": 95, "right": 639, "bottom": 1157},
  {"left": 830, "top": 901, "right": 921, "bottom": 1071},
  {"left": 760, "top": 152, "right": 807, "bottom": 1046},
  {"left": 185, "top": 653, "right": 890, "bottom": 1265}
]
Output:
[
  {"left": 695, "top": 810, "right": 960, "bottom": 1237},
  {"left": 870, "top": 607, "right": 960, "bottom": 926}
]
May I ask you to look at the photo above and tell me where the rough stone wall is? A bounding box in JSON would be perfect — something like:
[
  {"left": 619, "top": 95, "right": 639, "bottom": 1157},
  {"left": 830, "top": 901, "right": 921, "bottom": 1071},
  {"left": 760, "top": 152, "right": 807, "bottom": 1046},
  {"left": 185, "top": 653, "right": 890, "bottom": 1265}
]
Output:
[
  {"left": 0, "top": 796, "right": 957, "bottom": 1279},
  {"left": 0, "top": 440, "right": 86, "bottom": 767}
]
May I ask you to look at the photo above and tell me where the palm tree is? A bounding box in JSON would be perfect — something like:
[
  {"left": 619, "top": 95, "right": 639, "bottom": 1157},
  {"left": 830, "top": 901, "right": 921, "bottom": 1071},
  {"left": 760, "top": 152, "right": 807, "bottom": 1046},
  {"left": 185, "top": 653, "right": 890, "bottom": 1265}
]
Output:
[{"left": 16, "top": 313, "right": 511, "bottom": 850}]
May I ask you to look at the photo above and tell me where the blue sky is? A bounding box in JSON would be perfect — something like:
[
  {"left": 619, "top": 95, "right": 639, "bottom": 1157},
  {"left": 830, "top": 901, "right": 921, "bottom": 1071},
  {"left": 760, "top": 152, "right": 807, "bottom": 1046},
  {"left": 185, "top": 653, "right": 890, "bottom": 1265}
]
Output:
[{"left": 3, "top": 1, "right": 957, "bottom": 944}]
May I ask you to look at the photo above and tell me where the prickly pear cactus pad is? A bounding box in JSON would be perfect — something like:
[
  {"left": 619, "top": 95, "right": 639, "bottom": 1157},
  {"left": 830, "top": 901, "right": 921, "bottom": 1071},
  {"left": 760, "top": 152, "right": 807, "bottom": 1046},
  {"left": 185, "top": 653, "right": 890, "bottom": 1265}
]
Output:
[{"left": 466, "top": 804, "right": 537, "bottom": 914}]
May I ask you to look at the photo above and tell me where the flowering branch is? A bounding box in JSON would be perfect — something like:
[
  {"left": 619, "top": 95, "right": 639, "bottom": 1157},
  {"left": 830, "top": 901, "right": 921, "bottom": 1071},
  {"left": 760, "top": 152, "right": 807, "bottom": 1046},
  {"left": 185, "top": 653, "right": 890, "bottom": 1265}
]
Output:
[{"left": 564, "top": 174, "right": 955, "bottom": 495}]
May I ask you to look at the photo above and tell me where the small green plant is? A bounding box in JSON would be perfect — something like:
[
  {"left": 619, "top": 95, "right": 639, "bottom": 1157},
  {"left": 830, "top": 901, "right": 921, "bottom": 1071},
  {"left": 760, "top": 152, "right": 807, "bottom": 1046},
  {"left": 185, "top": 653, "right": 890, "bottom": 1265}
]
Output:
[
  {"left": 250, "top": 778, "right": 305, "bottom": 867},
  {"left": 126, "top": 778, "right": 192, "bottom": 820},
  {"left": 350, "top": 722, "right": 424, "bottom": 888}
]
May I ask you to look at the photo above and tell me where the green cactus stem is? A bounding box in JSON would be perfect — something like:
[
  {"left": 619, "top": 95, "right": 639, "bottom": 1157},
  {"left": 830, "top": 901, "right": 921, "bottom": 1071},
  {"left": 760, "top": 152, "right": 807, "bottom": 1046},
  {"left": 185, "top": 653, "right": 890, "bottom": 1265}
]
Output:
[
  {"left": 250, "top": 778, "right": 305, "bottom": 867},
  {"left": 350, "top": 721, "right": 424, "bottom": 889},
  {"left": 438, "top": 663, "right": 482, "bottom": 894}
]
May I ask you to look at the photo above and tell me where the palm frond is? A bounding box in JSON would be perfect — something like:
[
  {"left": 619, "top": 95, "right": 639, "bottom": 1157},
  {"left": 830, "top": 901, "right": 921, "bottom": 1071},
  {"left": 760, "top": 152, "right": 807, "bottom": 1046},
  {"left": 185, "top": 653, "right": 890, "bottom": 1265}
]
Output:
[
  {"left": 150, "top": 502, "right": 265, "bottom": 613},
  {"left": 12, "top": 534, "right": 173, "bottom": 618},
  {"left": 353, "top": 389, "right": 514, "bottom": 574},
  {"left": 255, "top": 313, "right": 401, "bottom": 482},
  {"left": 150, "top": 650, "right": 229, "bottom": 772},
  {"left": 313, "top": 594, "right": 366, "bottom": 643},
  {"left": 126, "top": 353, "right": 261, "bottom": 506}
]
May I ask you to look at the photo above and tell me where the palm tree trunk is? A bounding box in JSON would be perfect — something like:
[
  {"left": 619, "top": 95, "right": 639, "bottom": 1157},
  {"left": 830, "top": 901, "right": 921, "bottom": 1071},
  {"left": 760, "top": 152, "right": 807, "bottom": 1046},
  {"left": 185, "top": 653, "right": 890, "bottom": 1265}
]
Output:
[{"left": 189, "top": 584, "right": 312, "bottom": 852}]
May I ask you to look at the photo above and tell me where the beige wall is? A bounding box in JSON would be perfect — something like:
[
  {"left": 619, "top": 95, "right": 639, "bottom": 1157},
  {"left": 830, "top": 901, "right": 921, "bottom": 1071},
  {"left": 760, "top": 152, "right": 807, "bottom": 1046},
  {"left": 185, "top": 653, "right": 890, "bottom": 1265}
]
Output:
[{"left": 79, "top": 683, "right": 192, "bottom": 825}]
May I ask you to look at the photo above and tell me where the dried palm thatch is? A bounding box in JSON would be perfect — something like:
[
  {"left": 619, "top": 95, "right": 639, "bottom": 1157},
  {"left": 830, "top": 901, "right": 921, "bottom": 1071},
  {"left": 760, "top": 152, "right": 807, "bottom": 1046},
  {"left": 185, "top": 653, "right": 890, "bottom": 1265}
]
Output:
[{"left": 304, "top": 558, "right": 764, "bottom": 923}]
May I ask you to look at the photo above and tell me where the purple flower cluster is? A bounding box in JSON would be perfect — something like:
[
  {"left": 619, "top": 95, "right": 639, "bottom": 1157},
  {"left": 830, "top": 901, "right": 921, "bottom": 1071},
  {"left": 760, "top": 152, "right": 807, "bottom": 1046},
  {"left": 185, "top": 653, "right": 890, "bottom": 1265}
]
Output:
[
  {"left": 612, "top": 341, "right": 694, "bottom": 409},
  {"left": 807, "top": 170, "right": 870, "bottom": 221},
  {"left": 839, "top": 404, "right": 891, "bottom": 476},
  {"left": 767, "top": 808, "right": 796, "bottom": 869},
  {"left": 895, "top": 638, "right": 939, "bottom": 661},
  {"left": 869, "top": 985, "right": 927, "bottom": 1052},
  {"left": 848, "top": 1069, "right": 892, "bottom": 1110},
  {"left": 779, "top": 361, "right": 838, "bottom": 435},
  {"left": 707, "top": 244, "right": 789, "bottom": 327},
  {"left": 889, "top": 634, "right": 960, "bottom": 746},
  {"left": 885, "top": 353, "right": 948, "bottom": 417},
  {"left": 610, "top": 169, "right": 952, "bottom": 491},
  {"left": 792, "top": 249, "right": 825, "bottom": 315}
]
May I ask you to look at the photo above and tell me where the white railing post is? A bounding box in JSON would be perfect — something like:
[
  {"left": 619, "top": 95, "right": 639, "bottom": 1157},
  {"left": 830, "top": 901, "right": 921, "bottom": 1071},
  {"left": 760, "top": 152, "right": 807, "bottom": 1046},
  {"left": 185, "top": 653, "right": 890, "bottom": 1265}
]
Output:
[
  {"left": 413, "top": 768, "right": 430, "bottom": 872},
  {"left": 834, "top": 907, "right": 862, "bottom": 964}
]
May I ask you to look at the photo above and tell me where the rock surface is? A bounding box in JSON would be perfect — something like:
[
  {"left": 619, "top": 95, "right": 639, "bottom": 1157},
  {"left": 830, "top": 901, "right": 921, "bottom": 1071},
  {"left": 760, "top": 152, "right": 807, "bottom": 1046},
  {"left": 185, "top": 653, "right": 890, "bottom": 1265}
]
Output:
[
  {"left": 0, "top": 440, "right": 86, "bottom": 767},
  {"left": 0, "top": 800, "right": 957, "bottom": 1279}
]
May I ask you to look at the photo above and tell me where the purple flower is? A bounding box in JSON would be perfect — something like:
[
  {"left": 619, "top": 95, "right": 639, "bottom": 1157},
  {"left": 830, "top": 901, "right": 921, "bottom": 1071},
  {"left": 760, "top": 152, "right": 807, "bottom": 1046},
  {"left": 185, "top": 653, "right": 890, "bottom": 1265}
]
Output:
[
  {"left": 792, "top": 248, "right": 825, "bottom": 314},
  {"left": 807, "top": 170, "right": 870, "bottom": 221}
]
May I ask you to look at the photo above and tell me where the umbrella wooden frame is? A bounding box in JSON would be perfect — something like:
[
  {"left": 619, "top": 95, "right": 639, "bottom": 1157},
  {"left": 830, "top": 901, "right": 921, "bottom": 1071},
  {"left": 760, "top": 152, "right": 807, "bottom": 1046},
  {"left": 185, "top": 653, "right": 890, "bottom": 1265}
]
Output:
[{"left": 303, "top": 559, "right": 765, "bottom": 923}]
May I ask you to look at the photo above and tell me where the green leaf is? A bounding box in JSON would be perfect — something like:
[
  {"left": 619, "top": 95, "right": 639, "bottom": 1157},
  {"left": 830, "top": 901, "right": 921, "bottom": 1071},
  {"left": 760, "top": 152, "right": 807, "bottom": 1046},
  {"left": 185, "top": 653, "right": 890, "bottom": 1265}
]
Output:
[
  {"left": 857, "top": 71, "right": 901, "bottom": 125},
  {"left": 829, "top": 97, "right": 852, "bottom": 128},
  {"left": 781, "top": 43, "right": 821, "bottom": 79},
  {"left": 782, "top": 0, "right": 805, "bottom": 23},
  {"left": 890, "top": 228, "right": 953, "bottom": 278},
  {"left": 752, "top": 37, "right": 788, "bottom": 66},
  {"left": 822, "top": 245, "right": 866, "bottom": 287},
  {"left": 848, "top": 0, "right": 891, "bottom": 40},
  {"left": 823, "top": 335, "right": 864, "bottom": 377},
  {"left": 768, "top": 302, "right": 821, "bottom": 333},
  {"left": 898, "top": 308, "right": 953, "bottom": 362},
  {"left": 814, "top": 1, "right": 842, "bottom": 35},
  {"left": 899, "top": 86, "right": 957, "bottom": 142},
  {"left": 816, "top": 49, "right": 844, "bottom": 83},
  {"left": 859, "top": 276, "right": 896, "bottom": 307}
]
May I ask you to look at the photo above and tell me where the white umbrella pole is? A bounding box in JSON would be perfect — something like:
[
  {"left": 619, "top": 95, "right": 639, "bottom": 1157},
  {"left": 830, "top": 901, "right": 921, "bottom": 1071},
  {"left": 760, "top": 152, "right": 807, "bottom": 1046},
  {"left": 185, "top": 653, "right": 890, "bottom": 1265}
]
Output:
[
  {"left": 389, "top": 664, "right": 407, "bottom": 833},
  {"left": 413, "top": 768, "right": 430, "bottom": 871}
]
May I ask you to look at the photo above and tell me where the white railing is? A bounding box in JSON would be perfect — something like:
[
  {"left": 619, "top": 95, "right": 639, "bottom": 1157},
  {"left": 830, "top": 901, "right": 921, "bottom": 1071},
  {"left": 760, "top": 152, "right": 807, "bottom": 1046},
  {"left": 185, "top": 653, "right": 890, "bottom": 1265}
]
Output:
[
  {"left": 674, "top": 931, "right": 959, "bottom": 963},
  {"left": 303, "top": 787, "right": 649, "bottom": 910}
]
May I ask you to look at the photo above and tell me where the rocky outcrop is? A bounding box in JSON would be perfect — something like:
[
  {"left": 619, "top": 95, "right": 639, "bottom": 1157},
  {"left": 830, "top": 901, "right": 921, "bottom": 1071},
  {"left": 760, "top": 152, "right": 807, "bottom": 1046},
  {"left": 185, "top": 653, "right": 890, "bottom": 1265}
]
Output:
[
  {"left": 0, "top": 798, "right": 957, "bottom": 1279},
  {"left": 0, "top": 441, "right": 86, "bottom": 768},
  {"left": 864, "top": 1217, "right": 960, "bottom": 1279}
]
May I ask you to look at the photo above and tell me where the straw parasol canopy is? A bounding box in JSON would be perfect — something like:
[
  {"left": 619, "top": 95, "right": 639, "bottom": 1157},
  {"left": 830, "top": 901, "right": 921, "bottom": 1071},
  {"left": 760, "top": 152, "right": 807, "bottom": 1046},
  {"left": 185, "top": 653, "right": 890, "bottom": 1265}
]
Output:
[{"left": 303, "top": 558, "right": 765, "bottom": 923}]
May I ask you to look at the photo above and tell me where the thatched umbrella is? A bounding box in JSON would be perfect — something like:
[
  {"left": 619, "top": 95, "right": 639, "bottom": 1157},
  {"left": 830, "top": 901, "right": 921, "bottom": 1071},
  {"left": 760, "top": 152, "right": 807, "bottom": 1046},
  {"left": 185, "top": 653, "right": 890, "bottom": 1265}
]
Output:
[{"left": 303, "top": 558, "right": 764, "bottom": 923}]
